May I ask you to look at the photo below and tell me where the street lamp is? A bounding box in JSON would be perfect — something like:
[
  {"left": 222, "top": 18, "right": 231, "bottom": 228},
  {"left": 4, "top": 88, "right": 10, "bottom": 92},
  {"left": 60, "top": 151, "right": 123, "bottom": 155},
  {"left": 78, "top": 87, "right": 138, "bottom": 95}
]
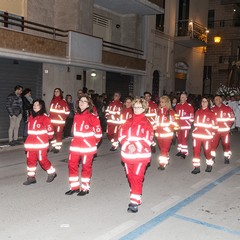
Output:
[{"left": 214, "top": 35, "right": 221, "bottom": 43}]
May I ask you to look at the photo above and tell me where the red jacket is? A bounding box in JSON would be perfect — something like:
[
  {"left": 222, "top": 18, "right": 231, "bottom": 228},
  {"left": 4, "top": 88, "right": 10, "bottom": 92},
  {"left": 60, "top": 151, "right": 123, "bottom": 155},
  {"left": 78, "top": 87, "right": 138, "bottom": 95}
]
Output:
[
  {"left": 105, "top": 100, "right": 123, "bottom": 125},
  {"left": 155, "top": 108, "right": 178, "bottom": 138},
  {"left": 118, "top": 113, "right": 154, "bottom": 163},
  {"left": 24, "top": 114, "right": 54, "bottom": 151},
  {"left": 145, "top": 100, "right": 158, "bottom": 125},
  {"left": 175, "top": 102, "right": 194, "bottom": 130},
  {"left": 211, "top": 104, "right": 235, "bottom": 133},
  {"left": 119, "top": 107, "right": 133, "bottom": 124},
  {"left": 192, "top": 108, "right": 217, "bottom": 139},
  {"left": 69, "top": 110, "right": 102, "bottom": 154},
  {"left": 49, "top": 96, "right": 70, "bottom": 125}
]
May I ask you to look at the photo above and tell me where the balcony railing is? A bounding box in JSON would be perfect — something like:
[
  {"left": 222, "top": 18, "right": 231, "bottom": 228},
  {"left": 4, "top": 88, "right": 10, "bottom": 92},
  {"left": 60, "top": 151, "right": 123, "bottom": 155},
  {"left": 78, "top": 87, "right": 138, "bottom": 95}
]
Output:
[
  {"left": 208, "top": 19, "right": 240, "bottom": 28},
  {"left": 0, "top": 11, "right": 68, "bottom": 39},
  {"left": 176, "top": 20, "right": 208, "bottom": 44},
  {"left": 219, "top": 55, "right": 240, "bottom": 65}
]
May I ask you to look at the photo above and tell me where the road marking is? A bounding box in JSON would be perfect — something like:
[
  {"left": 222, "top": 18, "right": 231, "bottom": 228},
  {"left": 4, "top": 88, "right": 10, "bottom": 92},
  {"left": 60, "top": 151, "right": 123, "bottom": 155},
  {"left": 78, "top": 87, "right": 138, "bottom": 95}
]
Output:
[
  {"left": 191, "top": 178, "right": 212, "bottom": 189},
  {"left": 174, "top": 214, "right": 240, "bottom": 236},
  {"left": 151, "top": 195, "right": 181, "bottom": 212},
  {"left": 119, "top": 167, "right": 240, "bottom": 240},
  {"left": 94, "top": 220, "right": 137, "bottom": 240}
]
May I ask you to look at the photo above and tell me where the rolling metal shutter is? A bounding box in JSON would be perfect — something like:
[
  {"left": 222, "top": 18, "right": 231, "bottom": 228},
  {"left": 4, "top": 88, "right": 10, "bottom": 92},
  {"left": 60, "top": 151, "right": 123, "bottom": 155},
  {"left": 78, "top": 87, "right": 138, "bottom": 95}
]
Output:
[{"left": 0, "top": 58, "right": 42, "bottom": 141}]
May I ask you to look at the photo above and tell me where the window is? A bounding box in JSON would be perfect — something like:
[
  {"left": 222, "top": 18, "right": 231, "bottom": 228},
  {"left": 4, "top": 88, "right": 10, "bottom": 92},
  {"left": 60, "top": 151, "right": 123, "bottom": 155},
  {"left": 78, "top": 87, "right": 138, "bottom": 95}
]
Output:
[
  {"left": 208, "top": 10, "right": 215, "bottom": 29},
  {"left": 155, "top": 0, "right": 165, "bottom": 32}
]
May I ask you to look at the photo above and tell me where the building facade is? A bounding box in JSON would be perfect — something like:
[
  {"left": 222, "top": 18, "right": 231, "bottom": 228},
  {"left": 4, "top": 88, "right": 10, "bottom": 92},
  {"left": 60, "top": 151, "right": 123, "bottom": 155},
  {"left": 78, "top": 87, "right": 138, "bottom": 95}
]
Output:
[{"left": 0, "top": 0, "right": 208, "bottom": 140}]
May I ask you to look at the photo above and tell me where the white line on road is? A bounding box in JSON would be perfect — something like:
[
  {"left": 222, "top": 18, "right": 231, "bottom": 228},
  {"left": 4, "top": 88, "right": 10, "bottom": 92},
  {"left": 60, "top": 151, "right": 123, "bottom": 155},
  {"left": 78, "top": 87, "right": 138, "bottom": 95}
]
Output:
[
  {"left": 151, "top": 195, "right": 181, "bottom": 212},
  {"left": 191, "top": 178, "right": 212, "bottom": 189},
  {"left": 94, "top": 220, "right": 137, "bottom": 240}
]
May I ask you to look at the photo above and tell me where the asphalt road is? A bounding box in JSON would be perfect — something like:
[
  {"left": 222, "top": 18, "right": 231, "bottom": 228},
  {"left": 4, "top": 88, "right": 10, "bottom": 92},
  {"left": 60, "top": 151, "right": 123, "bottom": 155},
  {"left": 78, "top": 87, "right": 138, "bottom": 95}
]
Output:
[{"left": 0, "top": 132, "right": 240, "bottom": 240}]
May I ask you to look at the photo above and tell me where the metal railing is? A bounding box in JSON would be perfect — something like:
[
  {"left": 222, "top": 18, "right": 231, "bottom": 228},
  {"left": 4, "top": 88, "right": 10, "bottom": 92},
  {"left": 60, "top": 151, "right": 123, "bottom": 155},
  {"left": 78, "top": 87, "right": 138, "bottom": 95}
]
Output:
[
  {"left": 219, "top": 55, "right": 240, "bottom": 64},
  {"left": 208, "top": 19, "right": 240, "bottom": 28},
  {"left": 176, "top": 19, "right": 208, "bottom": 43},
  {"left": 0, "top": 11, "right": 144, "bottom": 58}
]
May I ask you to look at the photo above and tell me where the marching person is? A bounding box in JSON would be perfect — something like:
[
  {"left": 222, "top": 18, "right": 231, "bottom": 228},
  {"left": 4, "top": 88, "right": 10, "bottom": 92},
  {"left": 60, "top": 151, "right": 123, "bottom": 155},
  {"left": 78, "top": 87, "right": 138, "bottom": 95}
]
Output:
[
  {"left": 118, "top": 98, "right": 153, "bottom": 213},
  {"left": 191, "top": 97, "right": 217, "bottom": 174},
  {"left": 49, "top": 88, "right": 70, "bottom": 153},
  {"left": 155, "top": 96, "right": 178, "bottom": 170},
  {"left": 65, "top": 94, "right": 102, "bottom": 196},
  {"left": 211, "top": 95, "right": 235, "bottom": 164},
  {"left": 105, "top": 91, "right": 123, "bottom": 151},
  {"left": 175, "top": 92, "right": 194, "bottom": 158},
  {"left": 119, "top": 97, "right": 133, "bottom": 125},
  {"left": 144, "top": 91, "right": 158, "bottom": 153},
  {"left": 23, "top": 99, "right": 57, "bottom": 185}
]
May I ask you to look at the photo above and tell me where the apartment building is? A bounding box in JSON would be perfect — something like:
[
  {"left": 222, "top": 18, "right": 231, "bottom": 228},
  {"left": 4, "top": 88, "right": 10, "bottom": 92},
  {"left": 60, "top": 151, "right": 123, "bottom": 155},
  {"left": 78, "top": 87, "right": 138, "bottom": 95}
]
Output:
[
  {"left": 204, "top": 0, "right": 240, "bottom": 95},
  {"left": 0, "top": 0, "right": 208, "bottom": 140}
]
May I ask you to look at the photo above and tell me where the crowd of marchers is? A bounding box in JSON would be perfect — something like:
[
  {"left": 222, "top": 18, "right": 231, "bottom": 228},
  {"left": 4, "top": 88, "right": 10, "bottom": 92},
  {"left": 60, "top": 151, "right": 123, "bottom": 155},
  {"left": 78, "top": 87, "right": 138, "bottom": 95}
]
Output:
[{"left": 5, "top": 85, "right": 238, "bottom": 213}]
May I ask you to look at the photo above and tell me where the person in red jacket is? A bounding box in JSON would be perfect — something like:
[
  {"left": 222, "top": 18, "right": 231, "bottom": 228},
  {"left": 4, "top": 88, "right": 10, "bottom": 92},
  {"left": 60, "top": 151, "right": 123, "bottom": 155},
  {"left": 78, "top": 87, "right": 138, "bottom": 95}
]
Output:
[
  {"left": 155, "top": 96, "right": 178, "bottom": 170},
  {"left": 211, "top": 95, "right": 235, "bottom": 164},
  {"left": 65, "top": 94, "right": 102, "bottom": 196},
  {"left": 119, "top": 97, "right": 133, "bottom": 125},
  {"left": 175, "top": 92, "right": 194, "bottom": 158},
  {"left": 49, "top": 88, "right": 70, "bottom": 153},
  {"left": 144, "top": 91, "right": 158, "bottom": 153},
  {"left": 118, "top": 98, "right": 154, "bottom": 213},
  {"left": 191, "top": 97, "right": 218, "bottom": 174},
  {"left": 105, "top": 91, "right": 123, "bottom": 151},
  {"left": 23, "top": 99, "right": 57, "bottom": 185}
]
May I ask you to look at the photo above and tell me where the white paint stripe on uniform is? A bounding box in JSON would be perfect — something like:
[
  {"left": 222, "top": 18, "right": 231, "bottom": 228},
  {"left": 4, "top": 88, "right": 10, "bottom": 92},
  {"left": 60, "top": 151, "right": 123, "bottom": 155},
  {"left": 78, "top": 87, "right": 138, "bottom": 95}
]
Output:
[
  {"left": 217, "top": 166, "right": 233, "bottom": 174},
  {"left": 191, "top": 178, "right": 212, "bottom": 189},
  {"left": 94, "top": 220, "right": 137, "bottom": 240},
  {"left": 151, "top": 195, "right": 181, "bottom": 212}
]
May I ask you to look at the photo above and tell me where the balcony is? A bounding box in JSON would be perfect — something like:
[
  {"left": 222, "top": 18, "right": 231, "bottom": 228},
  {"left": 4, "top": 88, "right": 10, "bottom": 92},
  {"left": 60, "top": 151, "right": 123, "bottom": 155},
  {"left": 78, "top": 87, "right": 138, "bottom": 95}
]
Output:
[
  {"left": 0, "top": 12, "right": 145, "bottom": 73},
  {"left": 174, "top": 20, "right": 208, "bottom": 48},
  {"left": 93, "top": 0, "right": 164, "bottom": 15}
]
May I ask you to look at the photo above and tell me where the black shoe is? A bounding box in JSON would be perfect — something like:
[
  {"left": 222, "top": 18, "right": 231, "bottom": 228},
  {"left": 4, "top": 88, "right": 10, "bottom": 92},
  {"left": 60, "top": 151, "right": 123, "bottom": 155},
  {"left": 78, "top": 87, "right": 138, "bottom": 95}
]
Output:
[
  {"left": 110, "top": 146, "right": 117, "bottom": 151},
  {"left": 224, "top": 158, "right": 230, "bottom": 164},
  {"left": 65, "top": 189, "right": 80, "bottom": 195},
  {"left": 191, "top": 167, "right": 200, "bottom": 174},
  {"left": 205, "top": 165, "right": 212, "bottom": 172},
  {"left": 151, "top": 146, "right": 156, "bottom": 153},
  {"left": 176, "top": 152, "right": 182, "bottom": 156},
  {"left": 50, "top": 147, "right": 55, "bottom": 152},
  {"left": 127, "top": 203, "right": 138, "bottom": 213},
  {"left": 158, "top": 164, "right": 166, "bottom": 170},
  {"left": 53, "top": 149, "right": 59, "bottom": 154},
  {"left": 46, "top": 172, "right": 57, "bottom": 182},
  {"left": 9, "top": 141, "right": 15, "bottom": 146},
  {"left": 77, "top": 190, "right": 89, "bottom": 196},
  {"left": 13, "top": 140, "right": 21, "bottom": 145},
  {"left": 180, "top": 153, "right": 186, "bottom": 159},
  {"left": 23, "top": 177, "right": 36, "bottom": 185}
]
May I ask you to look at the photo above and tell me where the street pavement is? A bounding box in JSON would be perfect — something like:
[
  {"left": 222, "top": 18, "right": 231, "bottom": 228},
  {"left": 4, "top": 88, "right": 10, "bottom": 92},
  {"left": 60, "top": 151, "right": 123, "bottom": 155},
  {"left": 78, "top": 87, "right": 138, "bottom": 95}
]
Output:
[{"left": 0, "top": 132, "right": 240, "bottom": 240}]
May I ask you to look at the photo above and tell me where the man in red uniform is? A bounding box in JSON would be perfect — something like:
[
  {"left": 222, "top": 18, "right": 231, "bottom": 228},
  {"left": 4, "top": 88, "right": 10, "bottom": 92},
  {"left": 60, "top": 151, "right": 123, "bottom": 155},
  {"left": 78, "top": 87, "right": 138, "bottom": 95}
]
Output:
[
  {"left": 105, "top": 92, "right": 123, "bottom": 151},
  {"left": 175, "top": 92, "right": 194, "bottom": 158},
  {"left": 211, "top": 95, "right": 235, "bottom": 164},
  {"left": 144, "top": 91, "right": 158, "bottom": 153}
]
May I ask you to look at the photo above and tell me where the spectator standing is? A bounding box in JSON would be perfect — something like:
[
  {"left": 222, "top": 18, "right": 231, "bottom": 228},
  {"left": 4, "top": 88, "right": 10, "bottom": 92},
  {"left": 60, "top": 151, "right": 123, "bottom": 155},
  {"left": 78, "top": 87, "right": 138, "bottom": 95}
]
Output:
[
  {"left": 64, "top": 94, "right": 75, "bottom": 138},
  {"left": 118, "top": 98, "right": 153, "bottom": 213},
  {"left": 6, "top": 85, "right": 23, "bottom": 146},
  {"left": 49, "top": 88, "right": 70, "bottom": 153},
  {"left": 23, "top": 99, "right": 57, "bottom": 185},
  {"left": 22, "top": 88, "right": 33, "bottom": 141}
]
